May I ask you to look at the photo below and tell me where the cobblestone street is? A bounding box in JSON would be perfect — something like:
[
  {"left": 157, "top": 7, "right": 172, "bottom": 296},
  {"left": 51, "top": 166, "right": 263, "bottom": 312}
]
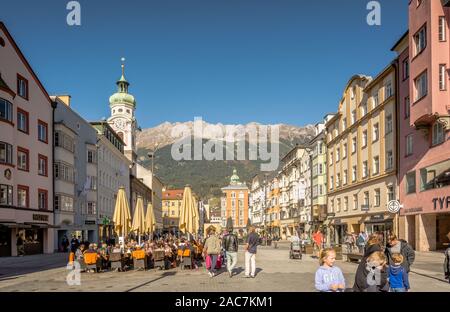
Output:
[{"left": 0, "top": 243, "right": 449, "bottom": 292}]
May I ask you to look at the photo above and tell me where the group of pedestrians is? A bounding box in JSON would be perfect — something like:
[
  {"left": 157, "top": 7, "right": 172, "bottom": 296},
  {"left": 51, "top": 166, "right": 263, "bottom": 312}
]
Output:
[
  {"left": 203, "top": 225, "right": 259, "bottom": 278},
  {"left": 315, "top": 233, "right": 415, "bottom": 292}
]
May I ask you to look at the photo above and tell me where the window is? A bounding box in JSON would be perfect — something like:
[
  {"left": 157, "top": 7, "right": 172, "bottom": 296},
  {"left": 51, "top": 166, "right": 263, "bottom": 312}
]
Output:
[
  {"left": 415, "top": 71, "right": 428, "bottom": 101},
  {"left": 330, "top": 176, "right": 334, "bottom": 190},
  {"left": 336, "top": 173, "right": 341, "bottom": 187},
  {"left": 432, "top": 122, "right": 445, "bottom": 146},
  {"left": 406, "top": 171, "right": 416, "bottom": 194},
  {"left": 87, "top": 150, "right": 97, "bottom": 164},
  {"left": 385, "top": 81, "right": 393, "bottom": 99},
  {"left": 330, "top": 152, "right": 333, "bottom": 165},
  {"left": 336, "top": 198, "right": 341, "bottom": 213},
  {"left": 55, "top": 131, "right": 75, "bottom": 153},
  {"left": 439, "top": 64, "right": 447, "bottom": 91},
  {"left": 0, "top": 141, "right": 13, "bottom": 165},
  {"left": 351, "top": 110, "right": 356, "bottom": 124},
  {"left": 362, "top": 130, "right": 368, "bottom": 147},
  {"left": 54, "top": 162, "right": 75, "bottom": 182},
  {"left": 0, "top": 184, "right": 13, "bottom": 205},
  {"left": 414, "top": 25, "right": 427, "bottom": 56},
  {"left": 350, "top": 87, "right": 355, "bottom": 100},
  {"left": 404, "top": 97, "right": 410, "bottom": 119},
  {"left": 336, "top": 148, "right": 340, "bottom": 162},
  {"left": 87, "top": 202, "right": 97, "bottom": 215},
  {"left": 373, "top": 93, "right": 379, "bottom": 108},
  {"left": 374, "top": 189, "right": 380, "bottom": 207},
  {"left": 343, "top": 197, "right": 348, "bottom": 212},
  {"left": 403, "top": 59, "right": 409, "bottom": 80},
  {"left": 364, "top": 191, "right": 369, "bottom": 207},
  {"left": 406, "top": 134, "right": 413, "bottom": 156},
  {"left": 343, "top": 170, "right": 348, "bottom": 185},
  {"left": 387, "top": 185, "right": 395, "bottom": 201},
  {"left": 386, "top": 115, "right": 393, "bottom": 134},
  {"left": 373, "top": 123, "right": 379, "bottom": 141},
  {"left": 38, "top": 189, "right": 48, "bottom": 210},
  {"left": 319, "top": 185, "right": 323, "bottom": 195},
  {"left": 318, "top": 142, "right": 323, "bottom": 154},
  {"left": 361, "top": 103, "right": 368, "bottom": 117},
  {"left": 318, "top": 164, "right": 323, "bottom": 174},
  {"left": 342, "top": 118, "right": 346, "bottom": 131},
  {"left": 0, "top": 98, "right": 13, "bottom": 123},
  {"left": 420, "top": 159, "right": 450, "bottom": 191},
  {"left": 353, "top": 194, "right": 358, "bottom": 210},
  {"left": 17, "top": 108, "right": 29, "bottom": 133},
  {"left": 343, "top": 144, "right": 347, "bottom": 159},
  {"left": 17, "top": 147, "right": 29, "bottom": 171},
  {"left": 363, "top": 161, "right": 368, "bottom": 178},
  {"left": 439, "top": 16, "right": 446, "bottom": 42},
  {"left": 38, "top": 120, "right": 48, "bottom": 143},
  {"left": 38, "top": 154, "right": 48, "bottom": 176},
  {"left": 17, "top": 185, "right": 29, "bottom": 208},
  {"left": 352, "top": 137, "right": 357, "bottom": 154},
  {"left": 386, "top": 150, "right": 394, "bottom": 170},
  {"left": 17, "top": 74, "right": 28, "bottom": 99},
  {"left": 330, "top": 200, "right": 334, "bottom": 213},
  {"left": 352, "top": 166, "right": 357, "bottom": 182},
  {"left": 373, "top": 156, "right": 380, "bottom": 175}
]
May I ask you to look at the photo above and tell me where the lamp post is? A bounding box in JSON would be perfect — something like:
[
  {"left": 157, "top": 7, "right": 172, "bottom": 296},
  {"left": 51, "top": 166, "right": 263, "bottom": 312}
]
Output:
[{"left": 147, "top": 143, "right": 160, "bottom": 235}]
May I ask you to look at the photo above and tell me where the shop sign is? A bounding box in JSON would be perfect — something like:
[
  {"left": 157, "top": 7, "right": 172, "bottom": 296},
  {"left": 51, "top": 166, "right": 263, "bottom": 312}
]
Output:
[
  {"left": 404, "top": 207, "right": 423, "bottom": 214},
  {"left": 334, "top": 219, "right": 342, "bottom": 225},
  {"left": 85, "top": 220, "right": 96, "bottom": 225},
  {"left": 370, "top": 214, "right": 384, "bottom": 221},
  {"left": 361, "top": 204, "right": 370, "bottom": 212},
  {"left": 432, "top": 196, "right": 450, "bottom": 210},
  {"left": 32, "top": 214, "right": 48, "bottom": 222}
]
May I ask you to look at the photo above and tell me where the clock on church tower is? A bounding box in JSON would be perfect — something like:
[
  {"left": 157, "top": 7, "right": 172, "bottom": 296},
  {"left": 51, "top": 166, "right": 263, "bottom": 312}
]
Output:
[{"left": 107, "top": 58, "right": 138, "bottom": 162}]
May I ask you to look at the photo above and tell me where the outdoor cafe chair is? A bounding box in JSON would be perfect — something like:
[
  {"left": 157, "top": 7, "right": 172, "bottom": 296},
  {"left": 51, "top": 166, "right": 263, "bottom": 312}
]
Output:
[
  {"left": 84, "top": 252, "right": 101, "bottom": 273},
  {"left": 132, "top": 249, "right": 147, "bottom": 270},
  {"left": 110, "top": 252, "right": 125, "bottom": 271},
  {"left": 153, "top": 250, "right": 165, "bottom": 270},
  {"left": 179, "top": 248, "right": 193, "bottom": 270}
]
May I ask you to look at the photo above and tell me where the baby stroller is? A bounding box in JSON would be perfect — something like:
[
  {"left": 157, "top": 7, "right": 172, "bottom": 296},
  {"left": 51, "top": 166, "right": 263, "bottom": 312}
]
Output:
[{"left": 290, "top": 241, "right": 302, "bottom": 260}]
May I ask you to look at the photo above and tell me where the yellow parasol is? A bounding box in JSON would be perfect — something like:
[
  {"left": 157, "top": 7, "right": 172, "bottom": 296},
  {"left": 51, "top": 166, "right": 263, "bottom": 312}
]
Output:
[
  {"left": 179, "top": 185, "right": 199, "bottom": 236},
  {"left": 112, "top": 187, "right": 132, "bottom": 237},
  {"left": 132, "top": 196, "right": 146, "bottom": 243},
  {"left": 145, "top": 202, "right": 156, "bottom": 236}
]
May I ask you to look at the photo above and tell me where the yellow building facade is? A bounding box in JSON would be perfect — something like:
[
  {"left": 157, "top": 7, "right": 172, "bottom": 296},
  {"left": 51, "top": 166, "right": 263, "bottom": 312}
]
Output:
[{"left": 326, "top": 68, "right": 398, "bottom": 245}]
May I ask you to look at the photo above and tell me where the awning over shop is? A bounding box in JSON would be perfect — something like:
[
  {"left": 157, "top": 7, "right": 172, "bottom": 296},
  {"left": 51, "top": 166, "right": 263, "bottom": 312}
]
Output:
[
  {"left": 330, "top": 216, "right": 362, "bottom": 226},
  {"left": 24, "top": 223, "right": 59, "bottom": 229},
  {"left": 0, "top": 222, "right": 32, "bottom": 229},
  {"left": 362, "top": 213, "right": 394, "bottom": 224}
]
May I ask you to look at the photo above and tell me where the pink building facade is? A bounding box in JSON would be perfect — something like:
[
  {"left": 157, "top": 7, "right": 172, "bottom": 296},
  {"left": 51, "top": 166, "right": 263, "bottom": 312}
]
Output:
[
  {"left": 394, "top": 1, "right": 450, "bottom": 251},
  {"left": 0, "top": 22, "right": 54, "bottom": 256}
]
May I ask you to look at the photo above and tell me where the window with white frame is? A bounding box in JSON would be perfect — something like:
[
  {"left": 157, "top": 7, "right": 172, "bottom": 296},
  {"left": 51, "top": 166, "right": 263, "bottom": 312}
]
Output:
[
  {"left": 0, "top": 184, "right": 13, "bottom": 205},
  {"left": 344, "top": 197, "right": 348, "bottom": 211},
  {"left": 439, "top": 16, "right": 446, "bottom": 42},
  {"left": 385, "top": 81, "right": 393, "bottom": 99},
  {"left": 0, "top": 141, "right": 13, "bottom": 165},
  {"left": 362, "top": 130, "right": 368, "bottom": 147},
  {"left": 404, "top": 97, "right": 410, "bottom": 119},
  {"left": 351, "top": 110, "right": 356, "bottom": 124},
  {"left": 343, "top": 170, "right": 348, "bottom": 185},
  {"left": 432, "top": 122, "right": 445, "bottom": 146},
  {"left": 439, "top": 64, "right": 447, "bottom": 91},
  {"left": 406, "top": 171, "right": 416, "bottom": 195},
  {"left": 373, "top": 156, "right": 380, "bottom": 175},
  {"left": 330, "top": 176, "right": 334, "bottom": 190},
  {"left": 353, "top": 194, "right": 358, "bottom": 210},
  {"left": 342, "top": 118, "right": 346, "bottom": 131},
  {"left": 336, "top": 173, "right": 341, "bottom": 188},
  {"left": 0, "top": 98, "right": 13, "bottom": 123},
  {"left": 406, "top": 134, "right": 413, "bottom": 156},
  {"left": 414, "top": 25, "right": 427, "bottom": 56},
  {"left": 373, "top": 93, "right": 379, "bottom": 108},
  {"left": 374, "top": 189, "right": 380, "bottom": 207},
  {"left": 352, "top": 137, "right": 357, "bottom": 154},
  {"left": 336, "top": 148, "right": 340, "bottom": 162},
  {"left": 363, "top": 191, "right": 369, "bottom": 207},
  {"left": 87, "top": 202, "right": 97, "bottom": 215},
  {"left": 343, "top": 143, "right": 347, "bottom": 159},
  {"left": 403, "top": 58, "right": 409, "bottom": 80},
  {"left": 415, "top": 71, "right": 428, "bottom": 101},
  {"left": 387, "top": 185, "right": 395, "bottom": 202},
  {"left": 363, "top": 161, "right": 368, "bottom": 178},
  {"left": 386, "top": 150, "right": 394, "bottom": 170},
  {"left": 373, "top": 123, "right": 379, "bottom": 141},
  {"left": 361, "top": 103, "right": 368, "bottom": 117},
  {"left": 330, "top": 152, "right": 333, "bottom": 165},
  {"left": 386, "top": 114, "right": 393, "bottom": 134},
  {"left": 337, "top": 198, "right": 341, "bottom": 212},
  {"left": 352, "top": 166, "right": 357, "bottom": 182}
]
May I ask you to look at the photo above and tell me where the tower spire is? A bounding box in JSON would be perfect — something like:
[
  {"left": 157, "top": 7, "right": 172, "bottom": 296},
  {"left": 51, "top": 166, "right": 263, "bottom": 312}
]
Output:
[
  {"left": 117, "top": 57, "right": 129, "bottom": 93},
  {"left": 121, "top": 57, "right": 125, "bottom": 78}
]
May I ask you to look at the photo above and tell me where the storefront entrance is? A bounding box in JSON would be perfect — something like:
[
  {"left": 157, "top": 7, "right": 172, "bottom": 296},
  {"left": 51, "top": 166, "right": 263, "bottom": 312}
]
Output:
[
  {"left": 0, "top": 226, "right": 11, "bottom": 257},
  {"left": 436, "top": 213, "right": 450, "bottom": 250},
  {"left": 365, "top": 221, "right": 393, "bottom": 246},
  {"left": 20, "top": 228, "right": 44, "bottom": 255}
]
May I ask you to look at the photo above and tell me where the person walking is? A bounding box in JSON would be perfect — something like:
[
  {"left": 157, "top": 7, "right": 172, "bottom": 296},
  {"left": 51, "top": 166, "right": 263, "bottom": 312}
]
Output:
[
  {"left": 244, "top": 226, "right": 259, "bottom": 278},
  {"left": 356, "top": 232, "right": 367, "bottom": 254},
  {"left": 222, "top": 227, "right": 239, "bottom": 278},
  {"left": 353, "top": 251, "right": 389, "bottom": 292},
  {"left": 16, "top": 234, "right": 24, "bottom": 257},
  {"left": 444, "top": 231, "right": 450, "bottom": 283},
  {"left": 312, "top": 230, "right": 324, "bottom": 258},
  {"left": 203, "top": 226, "right": 221, "bottom": 278}
]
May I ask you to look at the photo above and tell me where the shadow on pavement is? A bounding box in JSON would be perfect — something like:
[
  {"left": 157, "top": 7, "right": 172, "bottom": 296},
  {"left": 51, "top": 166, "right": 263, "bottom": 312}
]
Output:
[{"left": 125, "top": 271, "right": 177, "bottom": 292}]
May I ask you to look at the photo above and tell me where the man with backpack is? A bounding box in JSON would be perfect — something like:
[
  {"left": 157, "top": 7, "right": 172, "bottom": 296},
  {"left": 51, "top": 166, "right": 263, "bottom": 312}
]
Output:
[
  {"left": 222, "top": 226, "right": 239, "bottom": 278},
  {"left": 357, "top": 231, "right": 368, "bottom": 254}
]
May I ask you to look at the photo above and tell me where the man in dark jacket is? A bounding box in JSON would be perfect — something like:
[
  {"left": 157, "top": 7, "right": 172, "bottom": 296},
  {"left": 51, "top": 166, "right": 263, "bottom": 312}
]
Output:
[
  {"left": 385, "top": 234, "right": 415, "bottom": 273},
  {"left": 223, "top": 227, "right": 238, "bottom": 278}
]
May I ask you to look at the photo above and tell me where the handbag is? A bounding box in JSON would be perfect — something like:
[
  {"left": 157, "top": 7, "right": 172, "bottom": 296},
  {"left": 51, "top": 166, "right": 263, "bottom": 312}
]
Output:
[{"left": 205, "top": 255, "right": 211, "bottom": 270}]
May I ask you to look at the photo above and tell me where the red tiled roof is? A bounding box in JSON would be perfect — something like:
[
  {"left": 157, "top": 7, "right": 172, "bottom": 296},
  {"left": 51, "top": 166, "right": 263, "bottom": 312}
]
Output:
[{"left": 163, "top": 189, "right": 184, "bottom": 200}]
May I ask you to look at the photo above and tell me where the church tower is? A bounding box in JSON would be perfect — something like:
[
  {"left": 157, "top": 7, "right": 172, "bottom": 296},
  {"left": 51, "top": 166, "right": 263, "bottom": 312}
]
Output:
[{"left": 108, "top": 58, "right": 137, "bottom": 163}]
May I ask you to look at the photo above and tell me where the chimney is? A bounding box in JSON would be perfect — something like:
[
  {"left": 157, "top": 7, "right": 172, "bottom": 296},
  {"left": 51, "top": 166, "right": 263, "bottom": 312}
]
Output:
[{"left": 57, "top": 95, "right": 71, "bottom": 107}]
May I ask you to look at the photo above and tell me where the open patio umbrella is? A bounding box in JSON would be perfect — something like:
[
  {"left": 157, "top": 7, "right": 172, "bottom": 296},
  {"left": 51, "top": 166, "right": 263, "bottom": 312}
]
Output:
[
  {"left": 112, "top": 186, "right": 132, "bottom": 240},
  {"left": 145, "top": 202, "right": 156, "bottom": 239},
  {"left": 132, "top": 196, "right": 146, "bottom": 244},
  {"left": 179, "top": 185, "right": 199, "bottom": 239}
]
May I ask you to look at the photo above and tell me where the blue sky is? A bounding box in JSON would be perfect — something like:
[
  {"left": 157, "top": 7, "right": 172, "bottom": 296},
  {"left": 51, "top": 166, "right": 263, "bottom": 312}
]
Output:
[{"left": 0, "top": 0, "right": 408, "bottom": 128}]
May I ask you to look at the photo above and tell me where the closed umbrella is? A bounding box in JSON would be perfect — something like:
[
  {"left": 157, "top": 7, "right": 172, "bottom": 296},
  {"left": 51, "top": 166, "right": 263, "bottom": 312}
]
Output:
[
  {"left": 112, "top": 186, "right": 132, "bottom": 240},
  {"left": 132, "top": 196, "right": 146, "bottom": 245},
  {"left": 145, "top": 202, "right": 156, "bottom": 238},
  {"left": 179, "top": 185, "right": 199, "bottom": 239}
]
